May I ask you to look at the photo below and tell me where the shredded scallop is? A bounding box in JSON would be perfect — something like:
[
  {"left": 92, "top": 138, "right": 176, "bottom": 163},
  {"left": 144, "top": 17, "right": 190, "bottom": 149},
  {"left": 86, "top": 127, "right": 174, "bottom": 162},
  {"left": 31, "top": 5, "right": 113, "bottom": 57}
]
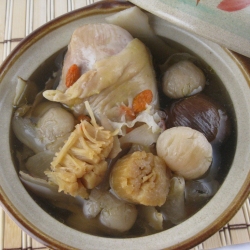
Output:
[{"left": 45, "top": 102, "right": 116, "bottom": 198}]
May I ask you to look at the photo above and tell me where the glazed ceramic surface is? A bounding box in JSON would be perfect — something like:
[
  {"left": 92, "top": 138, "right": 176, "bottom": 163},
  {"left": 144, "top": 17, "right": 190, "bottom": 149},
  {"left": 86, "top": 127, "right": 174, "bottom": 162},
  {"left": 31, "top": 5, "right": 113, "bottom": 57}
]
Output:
[
  {"left": 130, "top": 0, "right": 250, "bottom": 58},
  {"left": 0, "top": 1, "right": 250, "bottom": 250}
]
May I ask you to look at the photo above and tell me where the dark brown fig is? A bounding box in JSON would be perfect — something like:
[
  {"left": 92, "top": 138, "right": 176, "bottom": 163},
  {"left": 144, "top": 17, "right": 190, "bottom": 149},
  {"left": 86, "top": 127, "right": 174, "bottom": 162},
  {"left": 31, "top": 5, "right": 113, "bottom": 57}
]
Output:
[{"left": 166, "top": 94, "right": 231, "bottom": 143}]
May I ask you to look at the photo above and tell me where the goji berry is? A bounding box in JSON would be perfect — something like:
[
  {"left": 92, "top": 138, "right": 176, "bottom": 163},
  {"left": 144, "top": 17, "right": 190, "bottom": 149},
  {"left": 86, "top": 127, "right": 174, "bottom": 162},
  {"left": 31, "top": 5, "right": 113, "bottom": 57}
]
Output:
[
  {"left": 120, "top": 105, "right": 136, "bottom": 120},
  {"left": 66, "top": 64, "right": 81, "bottom": 88},
  {"left": 132, "top": 89, "right": 153, "bottom": 113}
]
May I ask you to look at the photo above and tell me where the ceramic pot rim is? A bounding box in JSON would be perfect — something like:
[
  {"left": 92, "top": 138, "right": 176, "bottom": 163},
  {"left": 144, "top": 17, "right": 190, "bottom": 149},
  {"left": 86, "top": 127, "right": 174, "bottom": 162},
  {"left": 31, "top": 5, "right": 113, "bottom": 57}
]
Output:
[{"left": 0, "top": 1, "right": 250, "bottom": 250}]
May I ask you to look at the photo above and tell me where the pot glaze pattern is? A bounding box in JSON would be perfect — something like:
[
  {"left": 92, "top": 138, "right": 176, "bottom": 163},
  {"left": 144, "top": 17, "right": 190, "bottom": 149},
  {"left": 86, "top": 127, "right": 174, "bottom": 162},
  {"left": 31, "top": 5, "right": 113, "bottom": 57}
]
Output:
[{"left": 131, "top": 0, "right": 250, "bottom": 58}]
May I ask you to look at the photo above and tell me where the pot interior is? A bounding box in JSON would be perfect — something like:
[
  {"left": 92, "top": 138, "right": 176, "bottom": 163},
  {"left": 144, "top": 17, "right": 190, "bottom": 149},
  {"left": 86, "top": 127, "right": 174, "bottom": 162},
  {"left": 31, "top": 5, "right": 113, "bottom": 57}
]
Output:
[{"left": 0, "top": 3, "right": 250, "bottom": 250}]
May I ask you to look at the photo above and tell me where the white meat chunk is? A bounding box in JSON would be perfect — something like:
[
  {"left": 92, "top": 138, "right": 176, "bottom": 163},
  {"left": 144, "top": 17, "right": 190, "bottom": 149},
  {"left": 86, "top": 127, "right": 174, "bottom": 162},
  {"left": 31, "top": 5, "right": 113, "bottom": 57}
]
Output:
[{"left": 57, "top": 23, "right": 133, "bottom": 92}]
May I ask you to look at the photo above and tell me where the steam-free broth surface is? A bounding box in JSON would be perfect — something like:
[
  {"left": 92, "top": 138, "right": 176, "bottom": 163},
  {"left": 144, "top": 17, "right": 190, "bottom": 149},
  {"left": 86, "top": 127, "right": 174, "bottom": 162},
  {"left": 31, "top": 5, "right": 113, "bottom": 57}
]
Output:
[{"left": 11, "top": 20, "right": 236, "bottom": 238}]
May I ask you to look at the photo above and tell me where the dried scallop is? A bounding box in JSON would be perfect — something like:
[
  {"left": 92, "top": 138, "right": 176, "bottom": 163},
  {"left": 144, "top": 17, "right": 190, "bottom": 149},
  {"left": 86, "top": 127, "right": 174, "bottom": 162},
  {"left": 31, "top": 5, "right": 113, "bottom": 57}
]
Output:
[
  {"left": 110, "top": 151, "right": 170, "bottom": 206},
  {"left": 45, "top": 103, "right": 115, "bottom": 198}
]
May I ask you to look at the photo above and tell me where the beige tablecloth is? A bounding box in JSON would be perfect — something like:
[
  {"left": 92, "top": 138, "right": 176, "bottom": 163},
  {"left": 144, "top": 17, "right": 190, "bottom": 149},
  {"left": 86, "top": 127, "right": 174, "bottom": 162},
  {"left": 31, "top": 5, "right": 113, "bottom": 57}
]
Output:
[{"left": 0, "top": 0, "right": 249, "bottom": 249}]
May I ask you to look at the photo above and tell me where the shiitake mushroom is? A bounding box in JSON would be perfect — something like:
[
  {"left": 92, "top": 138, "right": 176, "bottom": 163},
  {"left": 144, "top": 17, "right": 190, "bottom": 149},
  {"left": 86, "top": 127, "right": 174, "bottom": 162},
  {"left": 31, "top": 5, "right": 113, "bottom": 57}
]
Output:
[{"left": 166, "top": 94, "right": 231, "bottom": 143}]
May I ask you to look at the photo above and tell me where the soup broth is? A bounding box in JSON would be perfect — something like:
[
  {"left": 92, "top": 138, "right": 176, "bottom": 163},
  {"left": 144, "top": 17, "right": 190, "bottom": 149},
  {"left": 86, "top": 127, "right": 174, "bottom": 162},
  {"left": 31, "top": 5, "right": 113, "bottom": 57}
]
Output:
[{"left": 11, "top": 31, "right": 236, "bottom": 238}]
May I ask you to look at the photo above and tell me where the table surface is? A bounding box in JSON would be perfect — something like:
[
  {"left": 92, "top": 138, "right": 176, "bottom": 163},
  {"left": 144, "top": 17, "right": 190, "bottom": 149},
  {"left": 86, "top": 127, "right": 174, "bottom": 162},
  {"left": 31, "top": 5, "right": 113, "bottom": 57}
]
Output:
[{"left": 0, "top": 0, "right": 249, "bottom": 249}]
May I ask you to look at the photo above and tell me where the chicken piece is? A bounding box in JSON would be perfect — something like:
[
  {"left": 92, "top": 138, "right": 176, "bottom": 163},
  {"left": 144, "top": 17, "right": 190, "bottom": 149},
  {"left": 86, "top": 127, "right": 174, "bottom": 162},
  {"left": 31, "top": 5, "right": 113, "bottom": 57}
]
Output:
[
  {"left": 44, "top": 38, "right": 158, "bottom": 111},
  {"left": 45, "top": 102, "right": 115, "bottom": 198},
  {"left": 110, "top": 151, "right": 170, "bottom": 206},
  {"left": 57, "top": 23, "right": 133, "bottom": 92},
  {"left": 44, "top": 38, "right": 160, "bottom": 135}
]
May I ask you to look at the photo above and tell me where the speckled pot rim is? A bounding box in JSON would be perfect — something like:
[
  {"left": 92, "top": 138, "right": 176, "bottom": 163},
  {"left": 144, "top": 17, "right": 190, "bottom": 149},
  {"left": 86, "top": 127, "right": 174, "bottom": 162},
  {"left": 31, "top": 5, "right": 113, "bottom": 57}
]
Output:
[{"left": 0, "top": 1, "right": 250, "bottom": 250}]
